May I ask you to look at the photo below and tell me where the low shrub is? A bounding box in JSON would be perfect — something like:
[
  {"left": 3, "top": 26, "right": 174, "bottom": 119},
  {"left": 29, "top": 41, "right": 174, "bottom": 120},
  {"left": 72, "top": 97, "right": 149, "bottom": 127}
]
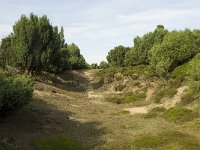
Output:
[
  {"left": 0, "top": 74, "right": 33, "bottom": 114},
  {"left": 163, "top": 107, "right": 199, "bottom": 123}
]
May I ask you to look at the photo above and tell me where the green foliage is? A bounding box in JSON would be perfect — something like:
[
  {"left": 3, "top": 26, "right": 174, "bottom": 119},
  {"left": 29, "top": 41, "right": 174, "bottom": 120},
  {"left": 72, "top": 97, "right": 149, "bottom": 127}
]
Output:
[
  {"left": 97, "top": 65, "right": 146, "bottom": 80},
  {"left": 132, "top": 131, "right": 200, "bottom": 150},
  {"left": 190, "top": 53, "right": 200, "bottom": 81},
  {"left": 0, "top": 35, "right": 13, "bottom": 67},
  {"left": 107, "top": 45, "right": 130, "bottom": 67},
  {"left": 0, "top": 14, "right": 87, "bottom": 73},
  {"left": 64, "top": 43, "right": 87, "bottom": 70},
  {"left": 163, "top": 107, "right": 199, "bottom": 123},
  {"left": 10, "top": 14, "right": 63, "bottom": 72},
  {"left": 32, "top": 136, "right": 83, "bottom": 150},
  {"left": 171, "top": 62, "right": 190, "bottom": 79},
  {"left": 0, "top": 74, "right": 33, "bottom": 114},
  {"left": 90, "top": 63, "right": 99, "bottom": 69},
  {"left": 125, "top": 25, "right": 168, "bottom": 66},
  {"left": 149, "top": 29, "right": 198, "bottom": 76}
]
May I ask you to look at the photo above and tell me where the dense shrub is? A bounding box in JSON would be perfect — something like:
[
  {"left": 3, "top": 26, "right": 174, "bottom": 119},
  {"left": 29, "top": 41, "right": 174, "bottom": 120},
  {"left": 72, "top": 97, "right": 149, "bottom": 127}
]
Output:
[
  {"left": 0, "top": 74, "right": 33, "bottom": 114},
  {"left": 149, "top": 29, "right": 198, "bottom": 76}
]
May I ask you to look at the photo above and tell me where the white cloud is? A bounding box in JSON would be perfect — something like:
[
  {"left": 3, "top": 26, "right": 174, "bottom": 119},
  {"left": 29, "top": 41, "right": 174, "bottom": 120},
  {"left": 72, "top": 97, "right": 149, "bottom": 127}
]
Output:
[{"left": 117, "top": 8, "right": 200, "bottom": 23}]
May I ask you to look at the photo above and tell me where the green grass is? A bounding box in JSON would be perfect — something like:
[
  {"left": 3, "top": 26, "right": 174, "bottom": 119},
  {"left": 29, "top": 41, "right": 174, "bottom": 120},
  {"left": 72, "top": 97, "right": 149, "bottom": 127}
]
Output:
[
  {"left": 142, "top": 107, "right": 166, "bottom": 118},
  {"left": 32, "top": 136, "right": 83, "bottom": 150},
  {"left": 171, "top": 62, "right": 190, "bottom": 79},
  {"left": 132, "top": 131, "right": 200, "bottom": 150},
  {"left": 106, "top": 92, "right": 146, "bottom": 104},
  {"left": 163, "top": 107, "right": 199, "bottom": 123}
]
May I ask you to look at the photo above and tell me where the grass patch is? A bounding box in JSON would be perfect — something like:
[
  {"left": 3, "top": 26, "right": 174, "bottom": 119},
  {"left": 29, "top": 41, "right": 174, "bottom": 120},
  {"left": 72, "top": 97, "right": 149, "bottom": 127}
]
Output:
[
  {"left": 163, "top": 107, "right": 199, "bottom": 123},
  {"left": 132, "top": 131, "right": 200, "bottom": 150},
  {"left": 32, "top": 136, "right": 83, "bottom": 150},
  {"left": 143, "top": 107, "right": 166, "bottom": 118},
  {"left": 106, "top": 92, "right": 146, "bottom": 104}
]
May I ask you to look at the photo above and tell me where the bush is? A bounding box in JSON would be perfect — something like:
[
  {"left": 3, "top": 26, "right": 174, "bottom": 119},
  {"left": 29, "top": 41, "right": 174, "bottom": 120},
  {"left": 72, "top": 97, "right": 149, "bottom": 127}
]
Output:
[
  {"left": 163, "top": 107, "right": 199, "bottom": 123},
  {"left": 149, "top": 30, "right": 198, "bottom": 76},
  {"left": 0, "top": 74, "right": 33, "bottom": 114}
]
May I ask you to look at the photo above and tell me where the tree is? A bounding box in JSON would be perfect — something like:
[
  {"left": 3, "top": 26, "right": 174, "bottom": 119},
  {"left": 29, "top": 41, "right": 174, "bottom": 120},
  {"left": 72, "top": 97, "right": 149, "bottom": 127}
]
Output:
[
  {"left": 8, "top": 13, "right": 64, "bottom": 73},
  {"left": 99, "top": 61, "right": 109, "bottom": 69},
  {"left": 90, "top": 63, "right": 99, "bottom": 69},
  {"left": 107, "top": 45, "right": 130, "bottom": 67},
  {"left": 67, "top": 43, "right": 87, "bottom": 70},
  {"left": 125, "top": 25, "right": 168, "bottom": 66},
  {"left": 149, "top": 29, "right": 198, "bottom": 76},
  {"left": 0, "top": 35, "right": 13, "bottom": 67}
]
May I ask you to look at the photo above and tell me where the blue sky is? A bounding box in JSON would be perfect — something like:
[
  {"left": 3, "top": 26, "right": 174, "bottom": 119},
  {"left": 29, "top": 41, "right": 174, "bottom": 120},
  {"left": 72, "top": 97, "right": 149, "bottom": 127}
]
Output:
[{"left": 0, "top": 0, "right": 200, "bottom": 64}]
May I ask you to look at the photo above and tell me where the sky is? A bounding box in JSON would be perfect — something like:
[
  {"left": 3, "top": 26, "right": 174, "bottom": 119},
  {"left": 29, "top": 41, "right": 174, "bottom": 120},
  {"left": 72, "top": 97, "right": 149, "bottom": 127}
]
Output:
[{"left": 0, "top": 0, "right": 200, "bottom": 64}]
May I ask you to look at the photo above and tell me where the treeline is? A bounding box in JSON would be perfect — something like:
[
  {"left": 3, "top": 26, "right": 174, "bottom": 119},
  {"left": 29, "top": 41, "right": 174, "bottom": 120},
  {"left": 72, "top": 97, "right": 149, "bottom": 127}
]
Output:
[
  {"left": 0, "top": 13, "right": 87, "bottom": 73},
  {"left": 106, "top": 25, "right": 200, "bottom": 76}
]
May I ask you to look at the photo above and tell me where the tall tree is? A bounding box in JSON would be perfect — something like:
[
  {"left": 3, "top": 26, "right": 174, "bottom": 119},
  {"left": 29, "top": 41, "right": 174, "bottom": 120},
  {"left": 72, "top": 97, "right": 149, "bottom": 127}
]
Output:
[
  {"left": 0, "top": 35, "right": 13, "bottom": 67},
  {"left": 11, "top": 13, "right": 63, "bottom": 73},
  {"left": 125, "top": 25, "right": 168, "bottom": 66},
  {"left": 107, "top": 45, "right": 130, "bottom": 67}
]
